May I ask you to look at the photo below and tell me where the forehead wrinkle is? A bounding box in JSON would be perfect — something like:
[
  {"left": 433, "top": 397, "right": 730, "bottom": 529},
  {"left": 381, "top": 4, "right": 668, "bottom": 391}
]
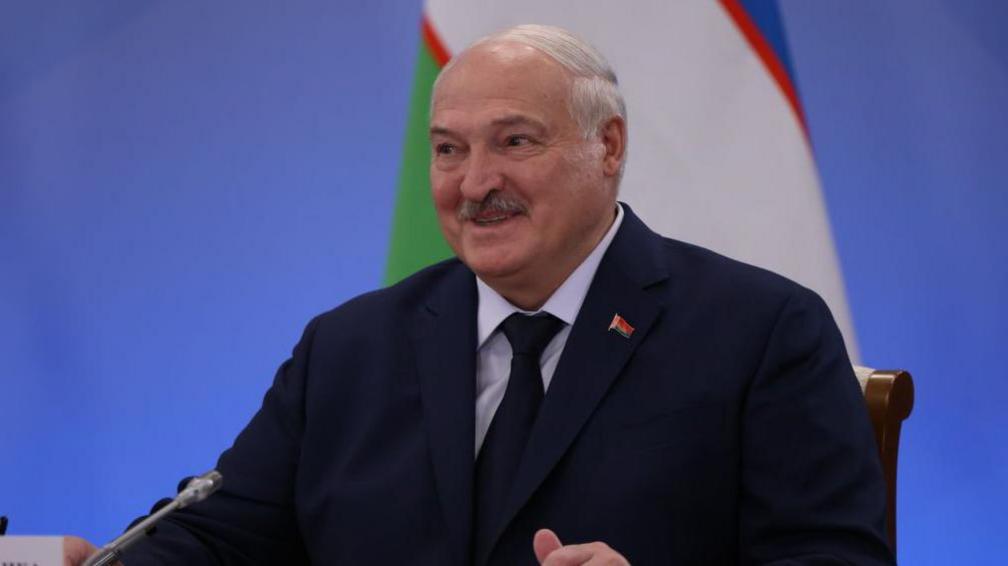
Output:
[
  {"left": 490, "top": 114, "right": 547, "bottom": 130},
  {"left": 430, "top": 106, "right": 551, "bottom": 139}
]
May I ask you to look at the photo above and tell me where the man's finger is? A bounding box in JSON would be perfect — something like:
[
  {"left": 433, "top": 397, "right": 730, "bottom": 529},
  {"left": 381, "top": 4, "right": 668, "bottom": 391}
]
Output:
[
  {"left": 541, "top": 541, "right": 630, "bottom": 566},
  {"left": 62, "top": 536, "right": 98, "bottom": 566},
  {"left": 533, "top": 528, "right": 563, "bottom": 563},
  {"left": 540, "top": 543, "right": 596, "bottom": 566}
]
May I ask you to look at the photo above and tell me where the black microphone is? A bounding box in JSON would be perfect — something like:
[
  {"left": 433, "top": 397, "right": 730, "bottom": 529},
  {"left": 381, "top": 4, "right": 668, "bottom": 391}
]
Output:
[{"left": 82, "top": 470, "right": 223, "bottom": 566}]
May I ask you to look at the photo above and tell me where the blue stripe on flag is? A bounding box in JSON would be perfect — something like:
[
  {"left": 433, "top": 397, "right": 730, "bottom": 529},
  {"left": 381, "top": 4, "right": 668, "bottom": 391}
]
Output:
[{"left": 740, "top": 0, "right": 798, "bottom": 93}]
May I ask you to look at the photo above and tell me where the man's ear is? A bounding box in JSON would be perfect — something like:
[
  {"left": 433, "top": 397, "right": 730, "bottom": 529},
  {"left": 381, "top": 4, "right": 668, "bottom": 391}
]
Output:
[{"left": 599, "top": 115, "right": 627, "bottom": 178}]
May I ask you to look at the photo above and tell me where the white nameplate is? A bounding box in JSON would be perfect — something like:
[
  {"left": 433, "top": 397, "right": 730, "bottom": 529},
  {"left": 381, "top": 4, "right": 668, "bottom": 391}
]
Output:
[{"left": 0, "top": 536, "right": 63, "bottom": 566}]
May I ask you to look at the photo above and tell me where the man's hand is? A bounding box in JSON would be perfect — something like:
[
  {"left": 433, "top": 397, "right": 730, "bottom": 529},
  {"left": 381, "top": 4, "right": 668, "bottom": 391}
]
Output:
[
  {"left": 533, "top": 529, "right": 630, "bottom": 565},
  {"left": 63, "top": 536, "right": 98, "bottom": 566}
]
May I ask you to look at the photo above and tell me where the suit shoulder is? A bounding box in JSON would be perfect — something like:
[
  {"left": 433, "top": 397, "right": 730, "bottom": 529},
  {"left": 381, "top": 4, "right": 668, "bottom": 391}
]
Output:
[
  {"left": 647, "top": 236, "right": 847, "bottom": 378},
  {"left": 655, "top": 236, "right": 824, "bottom": 312},
  {"left": 309, "top": 257, "right": 467, "bottom": 331}
]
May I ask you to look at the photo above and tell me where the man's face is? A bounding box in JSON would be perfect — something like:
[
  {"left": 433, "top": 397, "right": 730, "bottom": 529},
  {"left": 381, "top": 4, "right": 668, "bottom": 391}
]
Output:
[{"left": 429, "top": 43, "right": 618, "bottom": 305}]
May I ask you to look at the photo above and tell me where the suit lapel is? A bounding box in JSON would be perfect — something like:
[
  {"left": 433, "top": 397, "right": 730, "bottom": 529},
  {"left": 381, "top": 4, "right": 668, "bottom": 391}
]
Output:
[
  {"left": 412, "top": 265, "right": 478, "bottom": 565},
  {"left": 488, "top": 206, "right": 670, "bottom": 556}
]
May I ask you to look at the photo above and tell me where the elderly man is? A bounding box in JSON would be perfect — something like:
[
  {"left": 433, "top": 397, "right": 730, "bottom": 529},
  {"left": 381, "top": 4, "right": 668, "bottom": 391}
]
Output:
[{"left": 67, "top": 24, "right": 892, "bottom": 565}]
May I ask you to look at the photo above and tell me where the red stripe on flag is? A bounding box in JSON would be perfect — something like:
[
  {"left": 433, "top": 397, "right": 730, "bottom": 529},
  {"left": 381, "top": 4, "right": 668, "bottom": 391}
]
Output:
[
  {"left": 422, "top": 14, "right": 451, "bottom": 67},
  {"left": 609, "top": 314, "right": 634, "bottom": 338},
  {"left": 718, "top": 0, "right": 810, "bottom": 142}
]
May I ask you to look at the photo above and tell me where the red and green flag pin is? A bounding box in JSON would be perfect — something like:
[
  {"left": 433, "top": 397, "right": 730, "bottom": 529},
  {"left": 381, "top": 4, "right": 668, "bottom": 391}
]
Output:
[{"left": 608, "top": 314, "right": 635, "bottom": 338}]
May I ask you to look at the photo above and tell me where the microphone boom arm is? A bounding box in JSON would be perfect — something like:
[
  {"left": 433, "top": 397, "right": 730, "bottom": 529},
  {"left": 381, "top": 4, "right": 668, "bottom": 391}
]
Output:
[{"left": 82, "top": 470, "right": 223, "bottom": 566}]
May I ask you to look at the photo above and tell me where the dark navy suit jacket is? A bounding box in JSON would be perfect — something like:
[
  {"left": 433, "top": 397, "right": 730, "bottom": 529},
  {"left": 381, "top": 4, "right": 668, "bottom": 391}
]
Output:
[{"left": 122, "top": 206, "right": 894, "bottom": 565}]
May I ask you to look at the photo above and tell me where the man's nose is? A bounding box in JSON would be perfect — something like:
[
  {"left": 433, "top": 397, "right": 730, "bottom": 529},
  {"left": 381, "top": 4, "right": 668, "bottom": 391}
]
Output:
[{"left": 459, "top": 147, "right": 503, "bottom": 202}]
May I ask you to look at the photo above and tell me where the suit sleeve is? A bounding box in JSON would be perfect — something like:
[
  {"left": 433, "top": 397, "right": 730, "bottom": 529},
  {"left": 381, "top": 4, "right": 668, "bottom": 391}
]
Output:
[
  {"left": 739, "top": 287, "right": 895, "bottom": 565},
  {"left": 120, "top": 316, "right": 320, "bottom": 566}
]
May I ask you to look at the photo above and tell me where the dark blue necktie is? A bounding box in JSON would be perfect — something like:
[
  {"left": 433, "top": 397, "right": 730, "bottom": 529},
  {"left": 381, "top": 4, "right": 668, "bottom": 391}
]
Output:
[{"left": 474, "top": 312, "right": 564, "bottom": 562}]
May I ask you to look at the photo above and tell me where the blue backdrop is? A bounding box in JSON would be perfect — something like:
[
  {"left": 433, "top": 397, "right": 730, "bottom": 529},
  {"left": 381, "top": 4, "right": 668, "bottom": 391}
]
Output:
[{"left": 2, "top": 1, "right": 1004, "bottom": 564}]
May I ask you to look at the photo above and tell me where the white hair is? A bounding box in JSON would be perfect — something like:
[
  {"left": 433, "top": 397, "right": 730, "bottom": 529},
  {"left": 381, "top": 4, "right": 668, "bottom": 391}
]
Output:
[{"left": 432, "top": 24, "right": 628, "bottom": 141}]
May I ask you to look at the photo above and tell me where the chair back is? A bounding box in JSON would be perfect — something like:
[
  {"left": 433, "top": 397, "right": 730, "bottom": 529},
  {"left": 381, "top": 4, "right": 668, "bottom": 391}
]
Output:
[{"left": 852, "top": 366, "right": 915, "bottom": 554}]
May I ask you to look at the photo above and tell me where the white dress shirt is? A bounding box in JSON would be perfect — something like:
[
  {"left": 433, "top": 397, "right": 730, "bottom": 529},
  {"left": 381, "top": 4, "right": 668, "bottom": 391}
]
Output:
[{"left": 474, "top": 204, "right": 625, "bottom": 454}]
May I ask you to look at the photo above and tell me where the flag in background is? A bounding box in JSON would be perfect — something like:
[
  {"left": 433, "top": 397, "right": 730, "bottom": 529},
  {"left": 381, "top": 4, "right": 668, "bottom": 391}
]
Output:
[{"left": 385, "top": 0, "right": 859, "bottom": 359}]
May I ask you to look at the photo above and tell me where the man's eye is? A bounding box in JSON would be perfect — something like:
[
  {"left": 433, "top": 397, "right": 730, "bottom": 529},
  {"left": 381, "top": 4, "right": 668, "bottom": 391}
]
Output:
[
  {"left": 435, "top": 143, "right": 457, "bottom": 155},
  {"left": 505, "top": 135, "right": 531, "bottom": 147}
]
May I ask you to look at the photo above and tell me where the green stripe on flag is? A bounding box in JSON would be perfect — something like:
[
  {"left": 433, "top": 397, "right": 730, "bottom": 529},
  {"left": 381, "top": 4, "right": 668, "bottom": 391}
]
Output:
[{"left": 384, "top": 38, "right": 453, "bottom": 285}]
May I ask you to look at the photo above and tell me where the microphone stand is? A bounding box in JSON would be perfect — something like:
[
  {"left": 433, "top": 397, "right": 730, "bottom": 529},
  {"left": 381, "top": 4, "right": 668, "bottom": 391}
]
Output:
[{"left": 83, "top": 470, "right": 223, "bottom": 566}]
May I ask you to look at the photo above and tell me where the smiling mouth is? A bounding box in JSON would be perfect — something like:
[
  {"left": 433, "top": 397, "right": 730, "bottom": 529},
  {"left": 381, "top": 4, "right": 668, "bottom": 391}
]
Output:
[{"left": 474, "top": 213, "right": 517, "bottom": 225}]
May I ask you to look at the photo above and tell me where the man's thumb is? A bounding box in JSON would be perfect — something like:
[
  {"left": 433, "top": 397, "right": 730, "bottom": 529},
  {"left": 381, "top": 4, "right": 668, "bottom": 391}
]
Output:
[{"left": 533, "top": 528, "right": 563, "bottom": 563}]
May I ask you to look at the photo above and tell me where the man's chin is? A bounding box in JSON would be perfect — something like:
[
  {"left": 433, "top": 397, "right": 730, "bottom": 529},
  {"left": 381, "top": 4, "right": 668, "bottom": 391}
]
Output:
[{"left": 463, "top": 254, "right": 524, "bottom": 284}]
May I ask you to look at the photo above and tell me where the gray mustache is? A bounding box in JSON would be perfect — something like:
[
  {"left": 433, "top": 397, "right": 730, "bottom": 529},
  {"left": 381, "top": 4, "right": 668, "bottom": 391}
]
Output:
[{"left": 457, "top": 192, "right": 527, "bottom": 221}]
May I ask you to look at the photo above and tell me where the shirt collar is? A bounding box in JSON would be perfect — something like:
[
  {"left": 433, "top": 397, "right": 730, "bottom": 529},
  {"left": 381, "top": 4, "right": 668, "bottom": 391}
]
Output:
[{"left": 475, "top": 203, "right": 625, "bottom": 349}]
